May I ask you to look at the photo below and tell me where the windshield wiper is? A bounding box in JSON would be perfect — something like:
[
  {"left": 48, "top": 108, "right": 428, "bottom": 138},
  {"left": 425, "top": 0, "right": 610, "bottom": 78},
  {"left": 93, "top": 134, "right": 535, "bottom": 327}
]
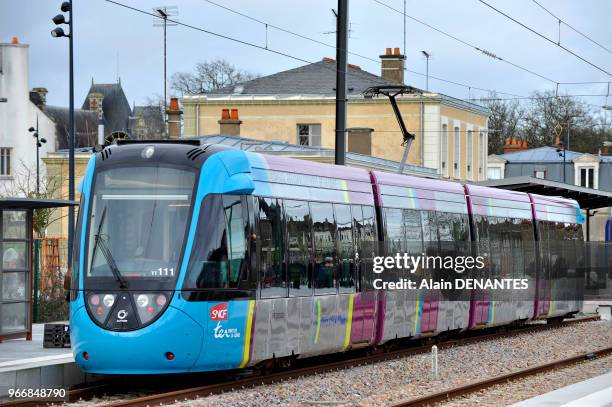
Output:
[{"left": 90, "top": 207, "right": 128, "bottom": 289}]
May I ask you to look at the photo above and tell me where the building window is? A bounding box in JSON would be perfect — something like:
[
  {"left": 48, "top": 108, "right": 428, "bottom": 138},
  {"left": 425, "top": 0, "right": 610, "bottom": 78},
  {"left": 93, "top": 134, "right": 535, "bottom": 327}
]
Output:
[
  {"left": 579, "top": 168, "right": 594, "bottom": 188},
  {"left": 453, "top": 126, "right": 460, "bottom": 177},
  {"left": 466, "top": 130, "right": 473, "bottom": 180},
  {"left": 297, "top": 124, "right": 321, "bottom": 147},
  {"left": 487, "top": 167, "right": 502, "bottom": 180},
  {"left": 0, "top": 148, "right": 11, "bottom": 176},
  {"left": 441, "top": 123, "right": 448, "bottom": 177},
  {"left": 534, "top": 170, "right": 546, "bottom": 179}
]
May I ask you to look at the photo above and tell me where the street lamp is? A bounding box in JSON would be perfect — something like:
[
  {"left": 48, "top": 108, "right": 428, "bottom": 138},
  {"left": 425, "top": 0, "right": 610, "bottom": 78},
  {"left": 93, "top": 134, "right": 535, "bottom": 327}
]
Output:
[
  {"left": 421, "top": 50, "right": 431, "bottom": 92},
  {"left": 556, "top": 142, "right": 566, "bottom": 184},
  {"left": 51, "top": 0, "right": 76, "bottom": 268},
  {"left": 28, "top": 117, "right": 47, "bottom": 196}
]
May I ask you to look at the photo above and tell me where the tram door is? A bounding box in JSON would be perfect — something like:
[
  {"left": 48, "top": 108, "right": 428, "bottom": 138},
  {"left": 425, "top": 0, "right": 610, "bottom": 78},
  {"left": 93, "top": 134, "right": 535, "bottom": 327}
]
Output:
[{"left": 350, "top": 205, "right": 377, "bottom": 344}]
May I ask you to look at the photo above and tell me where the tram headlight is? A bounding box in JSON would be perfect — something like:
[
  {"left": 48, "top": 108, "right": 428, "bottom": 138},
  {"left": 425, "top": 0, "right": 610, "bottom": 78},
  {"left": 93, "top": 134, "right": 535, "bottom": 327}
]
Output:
[
  {"left": 136, "top": 294, "right": 149, "bottom": 308},
  {"left": 103, "top": 294, "right": 115, "bottom": 307},
  {"left": 142, "top": 145, "right": 155, "bottom": 159}
]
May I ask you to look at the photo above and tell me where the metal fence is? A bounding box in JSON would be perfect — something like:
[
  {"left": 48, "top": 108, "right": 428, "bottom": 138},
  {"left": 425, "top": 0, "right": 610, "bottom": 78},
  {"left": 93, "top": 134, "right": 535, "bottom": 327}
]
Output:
[{"left": 33, "top": 238, "right": 68, "bottom": 322}]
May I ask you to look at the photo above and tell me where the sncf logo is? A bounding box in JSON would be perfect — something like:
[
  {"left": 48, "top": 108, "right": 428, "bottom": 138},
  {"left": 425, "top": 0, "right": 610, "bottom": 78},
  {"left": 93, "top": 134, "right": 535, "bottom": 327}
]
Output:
[{"left": 210, "top": 303, "right": 228, "bottom": 320}]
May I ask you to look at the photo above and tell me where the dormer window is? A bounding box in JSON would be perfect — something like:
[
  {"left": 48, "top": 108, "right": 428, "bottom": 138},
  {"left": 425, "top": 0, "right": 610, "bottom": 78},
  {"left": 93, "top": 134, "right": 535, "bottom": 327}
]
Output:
[{"left": 579, "top": 168, "right": 594, "bottom": 188}]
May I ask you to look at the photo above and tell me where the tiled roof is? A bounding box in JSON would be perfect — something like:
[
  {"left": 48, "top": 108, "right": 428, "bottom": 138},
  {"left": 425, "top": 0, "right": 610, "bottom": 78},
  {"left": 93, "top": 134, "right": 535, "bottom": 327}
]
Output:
[
  {"left": 212, "top": 59, "right": 397, "bottom": 96},
  {"left": 44, "top": 106, "right": 98, "bottom": 149},
  {"left": 81, "top": 82, "right": 132, "bottom": 135},
  {"left": 499, "top": 146, "right": 584, "bottom": 162}
]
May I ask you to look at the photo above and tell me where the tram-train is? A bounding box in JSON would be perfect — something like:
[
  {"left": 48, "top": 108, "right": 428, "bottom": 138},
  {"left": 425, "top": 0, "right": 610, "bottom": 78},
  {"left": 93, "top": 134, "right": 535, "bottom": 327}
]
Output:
[{"left": 69, "top": 141, "right": 584, "bottom": 374}]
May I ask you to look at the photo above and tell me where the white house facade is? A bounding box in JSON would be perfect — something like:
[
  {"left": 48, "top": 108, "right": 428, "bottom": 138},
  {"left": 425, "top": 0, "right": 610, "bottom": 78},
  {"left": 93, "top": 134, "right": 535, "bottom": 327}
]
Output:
[{"left": 0, "top": 38, "right": 57, "bottom": 194}]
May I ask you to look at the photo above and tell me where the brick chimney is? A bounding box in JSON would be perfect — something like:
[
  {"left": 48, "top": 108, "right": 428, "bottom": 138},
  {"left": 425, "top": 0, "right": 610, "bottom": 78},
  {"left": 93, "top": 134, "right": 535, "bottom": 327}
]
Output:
[
  {"left": 503, "top": 137, "right": 529, "bottom": 154},
  {"left": 380, "top": 47, "right": 405, "bottom": 83},
  {"left": 218, "top": 108, "right": 242, "bottom": 136},
  {"left": 167, "top": 97, "right": 182, "bottom": 139},
  {"left": 29, "top": 87, "right": 48, "bottom": 111}
]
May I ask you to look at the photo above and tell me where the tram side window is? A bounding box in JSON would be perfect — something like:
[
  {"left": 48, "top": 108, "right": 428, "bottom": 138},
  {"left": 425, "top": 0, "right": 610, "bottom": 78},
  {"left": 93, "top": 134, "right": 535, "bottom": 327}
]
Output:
[
  {"left": 334, "top": 204, "right": 355, "bottom": 293},
  {"left": 71, "top": 193, "right": 85, "bottom": 297},
  {"left": 185, "top": 194, "right": 248, "bottom": 289},
  {"left": 360, "top": 205, "right": 377, "bottom": 290},
  {"left": 311, "top": 202, "right": 336, "bottom": 295},
  {"left": 421, "top": 210, "right": 438, "bottom": 256},
  {"left": 403, "top": 209, "right": 423, "bottom": 255},
  {"left": 285, "top": 200, "right": 312, "bottom": 297},
  {"left": 384, "top": 208, "right": 404, "bottom": 255},
  {"left": 487, "top": 217, "right": 502, "bottom": 277},
  {"left": 258, "top": 197, "right": 286, "bottom": 298},
  {"left": 516, "top": 219, "right": 535, "bottom": 279}
]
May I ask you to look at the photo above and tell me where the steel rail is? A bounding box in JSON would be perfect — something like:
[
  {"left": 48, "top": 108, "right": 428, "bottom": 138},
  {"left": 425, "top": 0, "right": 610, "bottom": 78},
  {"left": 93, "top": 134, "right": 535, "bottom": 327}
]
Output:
[{"left": 391, "top": 346, "right": 612, "bottom": 407}]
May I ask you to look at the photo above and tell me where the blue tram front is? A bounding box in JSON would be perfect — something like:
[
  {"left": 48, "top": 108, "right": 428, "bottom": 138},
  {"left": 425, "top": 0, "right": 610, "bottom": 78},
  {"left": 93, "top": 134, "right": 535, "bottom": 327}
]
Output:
[{"left": 71, "top": 142, "right": 259, "bottom": 373}]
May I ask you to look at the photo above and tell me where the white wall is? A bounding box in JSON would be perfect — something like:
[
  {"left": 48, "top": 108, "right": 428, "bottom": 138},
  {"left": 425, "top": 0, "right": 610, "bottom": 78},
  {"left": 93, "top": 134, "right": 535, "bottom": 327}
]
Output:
[{"left": 0, "top": 42, "right": 56, "bottom": 196}]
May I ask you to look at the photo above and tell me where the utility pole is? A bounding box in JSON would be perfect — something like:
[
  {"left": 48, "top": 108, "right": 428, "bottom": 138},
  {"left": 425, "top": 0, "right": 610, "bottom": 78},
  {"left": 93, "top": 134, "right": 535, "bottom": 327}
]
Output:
[{"left": 335, "top": 0, "right": 348, "bottom": 166}]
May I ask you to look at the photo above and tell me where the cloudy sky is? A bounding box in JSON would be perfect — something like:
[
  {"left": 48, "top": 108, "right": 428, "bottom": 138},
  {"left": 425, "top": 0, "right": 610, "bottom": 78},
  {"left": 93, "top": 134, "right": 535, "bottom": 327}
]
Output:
[{"left": 1, "top": 0, "right": 611, "bottom": 110}]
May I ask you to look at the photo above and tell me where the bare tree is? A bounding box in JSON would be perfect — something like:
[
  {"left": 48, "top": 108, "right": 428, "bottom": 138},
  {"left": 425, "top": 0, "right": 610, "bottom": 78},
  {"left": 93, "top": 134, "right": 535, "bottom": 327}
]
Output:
[
  {"left": 171, "top": 59, "right": 258, "bottom": 95},
  {"left": 131, "top": 95, "right": 166, "bottom": 140},
  {"left": 521, "top": 90, "right": 591, "bottom": 149},
  {"left": 480, "top": 93, "right": 524, "bottom": 154},
  {"left": 1, "top": 161, "right": 64, "bottom": 238}
]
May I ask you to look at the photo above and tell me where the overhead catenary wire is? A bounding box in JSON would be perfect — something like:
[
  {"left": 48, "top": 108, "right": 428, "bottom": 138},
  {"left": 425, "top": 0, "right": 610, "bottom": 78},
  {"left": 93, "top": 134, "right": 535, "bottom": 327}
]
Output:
[
  {"left": 200, "top": 0, "right": 524, "bottom": 98},
  {"left": 103, "top": 0, "right": 608, "bottom": 110},
  {"left": 478, "top": 0, "right": 612, "bottom": 78},
  {"left": 531, "top": 0, "right": 612, "bottom": 55},
  {"left": 471, "top": 93, "right": 609, "bottom": 102},
  {"left": 372, "top": 0, "right": 559, "bottom": 84}
]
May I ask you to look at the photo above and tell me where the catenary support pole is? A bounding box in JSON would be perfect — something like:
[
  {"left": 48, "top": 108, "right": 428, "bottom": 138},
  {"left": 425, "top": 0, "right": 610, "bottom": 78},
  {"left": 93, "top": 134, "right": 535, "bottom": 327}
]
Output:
[{"left": 334, "top": 0, "right": 348, "bottom": 165}]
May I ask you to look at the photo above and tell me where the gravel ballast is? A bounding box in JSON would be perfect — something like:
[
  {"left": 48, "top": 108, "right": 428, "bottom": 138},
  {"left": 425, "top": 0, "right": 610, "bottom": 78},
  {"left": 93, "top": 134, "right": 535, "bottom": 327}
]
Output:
[{"left": 66, "top": 320, "right": 612, "bottom": 406}]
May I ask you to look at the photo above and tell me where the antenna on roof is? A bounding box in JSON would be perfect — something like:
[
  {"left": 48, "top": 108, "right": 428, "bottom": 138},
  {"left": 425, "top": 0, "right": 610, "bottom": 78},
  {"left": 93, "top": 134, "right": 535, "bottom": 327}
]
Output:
[
  {"left": 323, "top": 8, "right": 356, "bottom": 38},
  {"left": 153, "top": 5, "right": 178, "bottom": 139},
  {"left": 116, "top": 51, "right": 120, "bottom": 83}
]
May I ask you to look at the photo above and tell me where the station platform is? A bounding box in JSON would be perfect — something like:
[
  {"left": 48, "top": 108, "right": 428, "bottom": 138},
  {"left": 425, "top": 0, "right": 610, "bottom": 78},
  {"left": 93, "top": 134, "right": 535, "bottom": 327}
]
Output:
[
  {"left": 0, "top": 323, "right": 98, "bottom": 399},
  {"left": 511, "top": 371, "right": 612, "bottom": 407}
]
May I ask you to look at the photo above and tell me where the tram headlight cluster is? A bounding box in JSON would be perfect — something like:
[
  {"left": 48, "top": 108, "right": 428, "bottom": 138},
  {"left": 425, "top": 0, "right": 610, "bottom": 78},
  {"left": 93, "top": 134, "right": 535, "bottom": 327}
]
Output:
[
  {"left": 87, "top": 293, "right": 115, "bottom": 323},
  {"left": 133, "top": 293, "right": 168, "bottom": 324},
  {"left": 86, "top": 292, "right": 169, "bottom": 327}
]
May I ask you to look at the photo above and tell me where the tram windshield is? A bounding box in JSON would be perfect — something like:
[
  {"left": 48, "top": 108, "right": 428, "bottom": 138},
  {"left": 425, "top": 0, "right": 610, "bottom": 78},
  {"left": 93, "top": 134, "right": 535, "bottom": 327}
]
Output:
[{"left": 85, "top": 166, "right": 196, "bottom": 286}]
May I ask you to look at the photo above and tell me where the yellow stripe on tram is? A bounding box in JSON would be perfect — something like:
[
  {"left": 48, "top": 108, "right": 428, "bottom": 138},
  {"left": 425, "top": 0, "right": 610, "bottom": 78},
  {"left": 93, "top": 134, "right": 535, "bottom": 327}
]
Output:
[
  {"left": 314, "top": 300, "right": 322, "bottom": 345},
  {"left": 343, "top": 294, "right": 355, "bottom": 351},
  {"left": 341, "top": 180, "right": 350, "bottom": 203},
  {"left": 239, "top": 300, "right": 256, "bottom": 368}
]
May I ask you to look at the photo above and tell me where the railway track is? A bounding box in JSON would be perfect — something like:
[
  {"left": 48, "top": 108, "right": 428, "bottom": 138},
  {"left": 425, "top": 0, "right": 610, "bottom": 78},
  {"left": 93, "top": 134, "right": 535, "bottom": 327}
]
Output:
[
  {"left": 1, "top": 315, "right": 601, "bottom": 407},
  {"left": 391, "top": 346, "right": 612, "bottom": 407}
]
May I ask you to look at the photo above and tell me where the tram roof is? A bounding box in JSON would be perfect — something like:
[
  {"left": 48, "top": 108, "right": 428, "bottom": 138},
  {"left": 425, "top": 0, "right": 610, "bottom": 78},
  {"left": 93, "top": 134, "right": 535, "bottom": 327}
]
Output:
[{"left": 478, "top": 176, "right": 612, "bottom": 210}]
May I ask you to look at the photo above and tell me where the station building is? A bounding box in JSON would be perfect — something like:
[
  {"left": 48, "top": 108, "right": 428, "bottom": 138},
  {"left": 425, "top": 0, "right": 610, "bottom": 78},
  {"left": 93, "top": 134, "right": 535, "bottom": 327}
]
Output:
[{"left": 181, "top": 48, "right": 490, "bottom": 182}]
